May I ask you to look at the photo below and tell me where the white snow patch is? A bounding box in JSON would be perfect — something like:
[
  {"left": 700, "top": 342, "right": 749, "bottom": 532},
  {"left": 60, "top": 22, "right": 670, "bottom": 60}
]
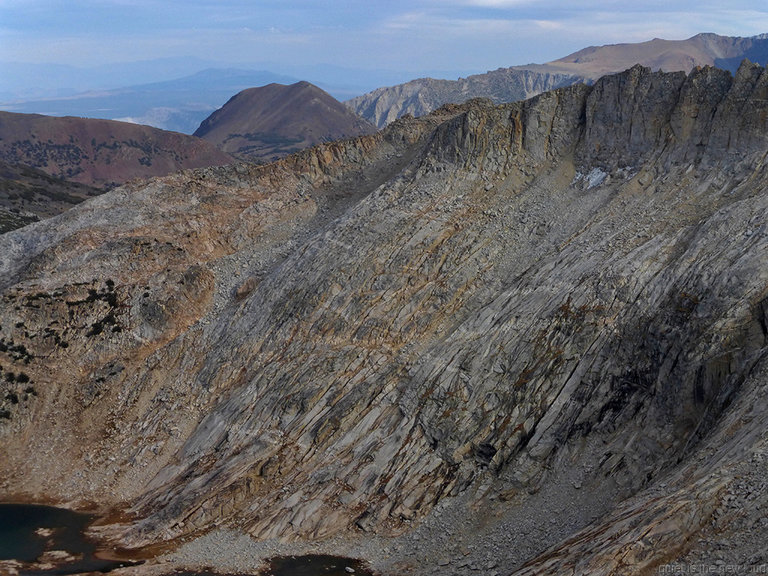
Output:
[
  {"left": 585, "top": 167, "right": 608, "bottom": 189},
  {"left": 572, "top": 167, "right": 610, "bottom": 189}
]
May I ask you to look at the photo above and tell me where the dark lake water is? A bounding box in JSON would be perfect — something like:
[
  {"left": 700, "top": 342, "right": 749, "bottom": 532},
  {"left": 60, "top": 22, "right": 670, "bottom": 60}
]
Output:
[
  {"left": 0, "top": 503, "right": 135, "bottom": 574},
  {"left": 0, "top": 504, "right": 373, "bottom": 576},
  {"left": 266, "top": 554, "right": 373, "bottom": 576},
  {"left": 168, "top": 555, "right": 374, "bottom": 576}
]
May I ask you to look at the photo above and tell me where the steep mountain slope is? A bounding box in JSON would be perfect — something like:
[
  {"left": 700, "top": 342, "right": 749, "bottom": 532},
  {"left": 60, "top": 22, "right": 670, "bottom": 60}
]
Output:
[
  {"left": 1, "top": 63, "right": 768, "bottom": 575},
  {"left": 0, "top": 111, "right": 233, "bottom": 188},
  {"left": 0, "top": 160, "right": 101, "bottom": 233},
  {"left": 193, "top": 81, "right": 377, "bottom": 163},
  {"left": 348, "top": 68, "right": 584, "bottom": 129},
  {"left": 349, "top": 32, "right": 768, "bottom": 128}
]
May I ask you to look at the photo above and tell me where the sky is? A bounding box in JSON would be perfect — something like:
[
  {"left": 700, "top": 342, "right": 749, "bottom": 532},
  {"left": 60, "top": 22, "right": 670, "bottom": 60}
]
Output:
[{"left": 2, "top": 0, "right": 768, "bottom": 87}]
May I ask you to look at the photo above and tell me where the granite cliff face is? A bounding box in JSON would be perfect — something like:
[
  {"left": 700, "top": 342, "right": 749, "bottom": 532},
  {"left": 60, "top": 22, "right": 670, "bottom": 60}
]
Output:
[
  {"left": 347, "top": 68, "right": 584, "bottom": 129},
  {"left": 348, "top": 32, "right": 768, "bottom": 129},
  {"left": 2, "top": 63, "right": 768, "bottom": 574}
]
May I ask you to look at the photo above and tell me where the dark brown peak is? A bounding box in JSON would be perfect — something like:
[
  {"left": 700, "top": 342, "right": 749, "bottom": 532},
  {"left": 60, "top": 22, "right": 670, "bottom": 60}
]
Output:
[
  {"left": 236, "top": 81, "right": 320, "bottom": 96},
  {"left": 213, "top": 81, "right": 328, "bottom": 107},
  {"left": 236, "top": 83, "right": 287, "bottom": 96},
  {"left": 193, "top": 79, "right": 376, "bottom": 163},
  {"left": 283, "top": 81, "right": 336, "bottom": 101}
]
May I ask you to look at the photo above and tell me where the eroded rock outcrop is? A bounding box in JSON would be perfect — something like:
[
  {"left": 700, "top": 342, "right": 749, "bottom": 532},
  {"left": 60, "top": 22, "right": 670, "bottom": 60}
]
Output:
[
  {"left": 2, "top": 62, "right": 768, "bottom": 574},
  {"left": 348, "top": 69, "right": 585, "bottom": 129}
]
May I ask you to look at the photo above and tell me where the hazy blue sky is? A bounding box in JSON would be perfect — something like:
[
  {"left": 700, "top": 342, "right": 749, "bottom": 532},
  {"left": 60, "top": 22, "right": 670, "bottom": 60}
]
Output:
[{"left": 2, "top": 0, "right": 768, "bottom": 77}]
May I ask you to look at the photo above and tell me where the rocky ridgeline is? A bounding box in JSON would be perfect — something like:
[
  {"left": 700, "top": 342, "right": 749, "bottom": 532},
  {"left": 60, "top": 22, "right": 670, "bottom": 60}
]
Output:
[
  {"left": 347, "top": 68, "right": 586, "bottom": 129},
  {"left": 347, "top": 33, "right": 768, "bottom": 131},
  {"left": 1, "top": 62, "right": 768, "bottom": 574}
]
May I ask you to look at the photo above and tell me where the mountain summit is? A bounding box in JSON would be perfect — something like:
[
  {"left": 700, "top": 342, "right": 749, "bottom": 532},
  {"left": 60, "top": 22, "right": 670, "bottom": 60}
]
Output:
[
  {"left": 541, "top": 31, "right": 768, "bottom": 78},
  {"left": 194, "top": 81, "right": 377, "bottom": 163}
]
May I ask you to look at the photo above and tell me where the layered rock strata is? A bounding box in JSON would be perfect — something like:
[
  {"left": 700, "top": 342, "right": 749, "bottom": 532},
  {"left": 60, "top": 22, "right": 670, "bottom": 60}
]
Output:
[{"left": 1, "top": 62, "right": 768, "bottom": 573}]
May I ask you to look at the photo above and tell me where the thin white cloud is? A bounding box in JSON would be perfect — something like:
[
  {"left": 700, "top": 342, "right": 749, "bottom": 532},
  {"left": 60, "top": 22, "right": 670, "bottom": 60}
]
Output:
[
  {"left": 532, "top": 20, "right": 563, "bottom": 31},
  {"left": 2, "top": 0, "right": 768, "bottom": 83},
  {"left": 381, "top": 11, "right": 524, "bottom": 34},
  {"left": 420, "top": 0, "right": 535, "bottom": 6},
  {"left": 459, "top": 0, "right": 534, "bottom": 6}
]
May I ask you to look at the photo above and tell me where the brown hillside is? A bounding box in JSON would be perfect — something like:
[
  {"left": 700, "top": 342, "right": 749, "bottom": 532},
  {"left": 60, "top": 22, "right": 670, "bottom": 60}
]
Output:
[
  {"left": 541, "top": 32, "right": 768, "bottom": 77},
  {"left": 194, "top": 81, "right": 377, "bottom": 163},
  {"left": 0, "top": 111, "right": 233, "bottom": 188},
  {"left": 0, "top": 160, "right": 101, "bottom": 233}
]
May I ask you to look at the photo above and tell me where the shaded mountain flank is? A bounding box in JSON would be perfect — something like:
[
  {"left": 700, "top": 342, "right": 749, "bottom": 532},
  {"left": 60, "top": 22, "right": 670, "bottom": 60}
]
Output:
[
  {"left": 194, "top": 81, "right": 377, "bottom": 163},
  {"left": 2, "top": 63, "right": 768, "bottom": 575},
  {"left": 349, "top": 32, "right": 768, "bottom": 128},
  {"left": 0, "top": 111, "right": 233, "bottom": 189},
  {"left": 0, "top": 160, "right": 102, "bottom": 233}
]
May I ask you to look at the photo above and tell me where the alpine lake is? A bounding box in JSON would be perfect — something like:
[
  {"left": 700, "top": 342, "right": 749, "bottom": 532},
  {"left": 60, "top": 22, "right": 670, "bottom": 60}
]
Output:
[{"left": 0, "top": 503, "right": 374, "bottom": 575}]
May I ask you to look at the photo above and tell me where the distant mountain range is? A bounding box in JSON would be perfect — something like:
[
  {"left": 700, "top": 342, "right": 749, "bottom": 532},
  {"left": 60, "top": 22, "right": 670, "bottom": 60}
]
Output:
[
  {"left": 0, "top": 81, "right": 377, "bottom": 225},
  {"left": 0, "top": 111, "right": 232, "bottom": 189},
  {"left": 0, "top": 64, "right": 427, "bottom": 134},
  {"left": 537, "top": 31, "right": 768, "bottom": 77},
  {"left": 0, "top": 57, "right": 219, "bottom": 100},
  {"left": 194, "top": 82, "right": 377, "bottom": 163},
  {"left": 347, "top": 69, "right": 587, "bottom": 129},
  {"left": 3, "top": 32, "right": 768, "bottom": 232},
  {"left": 348, "top": 33, "right": 768, "bottom": 127},
  {"left": 5, "top": 33, "right": 767, "bottom": 136},
  {"left": 0, "top": 69, "right": 301, "bottom": 135}
]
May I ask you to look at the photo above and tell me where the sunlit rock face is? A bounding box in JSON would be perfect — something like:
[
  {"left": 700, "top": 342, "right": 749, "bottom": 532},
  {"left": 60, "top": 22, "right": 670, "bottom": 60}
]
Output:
[
  {"left": 348, "top": 32, "right": 768, "bottom": 130},
  {"left": 2, "top": 62, "right": 768, "bottom": 572}
]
